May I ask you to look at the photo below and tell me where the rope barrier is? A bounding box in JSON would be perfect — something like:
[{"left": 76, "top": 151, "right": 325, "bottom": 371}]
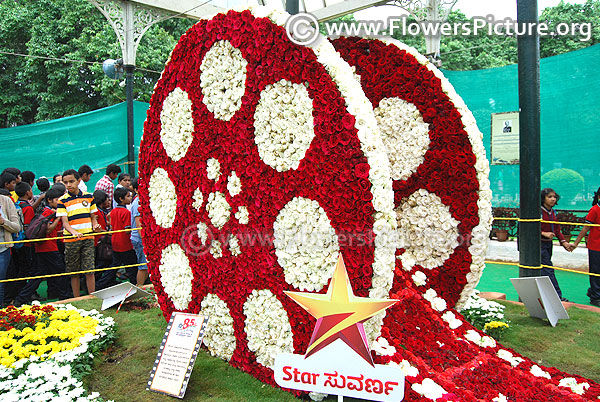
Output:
[
  {"left": 485, "top": 260, "right": 600, "bottom": 277},
  {"left": 493, "top": 217, "right": 600, "bottom": 227},
  {"left": 0, "top": 227, "right": 140, "bottom": 246},
  {"left": 0, "top": 263, "right": 146, "bottom": 283}
]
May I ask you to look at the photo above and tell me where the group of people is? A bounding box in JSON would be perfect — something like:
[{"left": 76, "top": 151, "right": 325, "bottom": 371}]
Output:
[
  {"left": 0, "top": 164, "right": 147, "bottom": 308},
  {"left": 540, "top": 187, "right": 600, "bottom": 306}
]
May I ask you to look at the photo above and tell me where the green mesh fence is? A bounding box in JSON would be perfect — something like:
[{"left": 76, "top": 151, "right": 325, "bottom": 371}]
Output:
[
  {"left": 1, "top": 45, "right": 598, "bottom": 210},
  {"left": 1, "top": 101, "right": 149, "bottom": 191},
  {"left": 443, "top": 44, "right": 600, "bottom": 211}
]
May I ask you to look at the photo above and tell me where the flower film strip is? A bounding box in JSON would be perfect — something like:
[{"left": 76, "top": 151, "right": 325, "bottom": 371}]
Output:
[
  {"left": 137, "top": 6, "right": 599, "bottom": 401},
  {"left": 138, "top": 6, "right": 397, "bottom": 391},
  {"left": 332, "top": 37, "right": 599, "bottom": 401}
]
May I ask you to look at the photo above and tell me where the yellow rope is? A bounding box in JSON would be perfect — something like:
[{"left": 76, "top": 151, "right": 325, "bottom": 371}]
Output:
[
  {"left": 0, "top": 263, "right": 146, "bottom": 283},
  {"left": 485, "top": 260, "right": 600, "bottom": 277},
  {"left": 493, "top": 217, "right": 600, "bottom": 227},
  {"left": 0, "top": 227, "right": 140, "bottom": 246}
]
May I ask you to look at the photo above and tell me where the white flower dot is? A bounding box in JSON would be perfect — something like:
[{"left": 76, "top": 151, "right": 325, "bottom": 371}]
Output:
[
  {"left": 148, "top": 168, "right": 177, "bottom": 228},
  {"left": 200, "top": 40, "right": 247, "bottom": 121},
  {"left": 396, "top": 189, "right": 460, "bottom": 270},
  {"left": 273, "top": 197, "right": 339, "bottom": 292},
  {"left": 243, "top": 289, "right": 293, "bottom": 368},
  {"left": 254, "top": 80, "right": 315, "bottom": 172},
  {"left": 159, "top": 244, "right": 193, "bottom": 310},
  {"left": 200, "top": 294, "right": 236, "bottom": 360},
  {"left": 160, "top": 88, "right": 195, "bottom": 162}
]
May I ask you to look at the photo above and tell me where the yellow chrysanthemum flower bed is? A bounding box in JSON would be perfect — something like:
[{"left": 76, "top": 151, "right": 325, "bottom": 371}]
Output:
[{"left": 0, "top": 305, "right": 99, "bottom": 368}]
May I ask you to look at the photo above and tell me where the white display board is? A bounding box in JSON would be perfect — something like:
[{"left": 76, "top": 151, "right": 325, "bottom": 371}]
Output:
[
  {"left": 510, "top": 276, "right": 569, "bottom": 327},
  {"left": 91, "top": 282, "right": 152, "bottom": 310},
  {"left": 147, "top": 313, "right": 209, "bottom": 398},
  {"left": 275, "top": 340, "right": 404, "bottom": 402}
]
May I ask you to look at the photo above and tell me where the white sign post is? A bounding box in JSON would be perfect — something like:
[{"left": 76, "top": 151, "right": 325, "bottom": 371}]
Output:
[
  {"left": 510, "top": 276, "right": 569, "bottom": 326},
  {"left": 147, "top": 312, "right": 209, "bottom": 398}
]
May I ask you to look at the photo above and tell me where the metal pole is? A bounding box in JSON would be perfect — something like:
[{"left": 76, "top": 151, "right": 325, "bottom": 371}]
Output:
[
  {"left": 286, "top": 0, "right": 299, "bottom": 15},
  {"left": 517, "top": 0, "right": 541, "bottom": 278},
  {"left": 125, "top": 64, "right": 135, "bottom": 177}
]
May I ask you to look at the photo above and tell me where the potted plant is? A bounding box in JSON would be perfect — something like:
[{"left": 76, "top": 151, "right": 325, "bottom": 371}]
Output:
[{"left": 492, "top": 207, "right": 518, "bottom": 242}]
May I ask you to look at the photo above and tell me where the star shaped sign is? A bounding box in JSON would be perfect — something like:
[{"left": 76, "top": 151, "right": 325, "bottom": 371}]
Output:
[{"left": 285, "top": 254, "right": 399, "bottom": 366}]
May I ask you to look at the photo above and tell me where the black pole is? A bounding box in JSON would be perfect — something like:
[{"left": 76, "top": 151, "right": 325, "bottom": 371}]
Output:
[
  {"left": 125, "top": 64, "right": 135, "bottom": 177},
  {"left": 286, "top": 0, "right": 299, "bottom": 15},
  {"left": 517, "top": 0, "right": 541, "bottom": 278}
]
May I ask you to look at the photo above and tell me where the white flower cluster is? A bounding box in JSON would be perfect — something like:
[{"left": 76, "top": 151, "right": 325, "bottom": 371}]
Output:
[
  {"left": 192, "top": 188, "right": 204, "bottom": 211},
  {"left": 160, "top": 87, "right": 194, "bottom": 162},
  {"left": 235, "top": 206, "right": 249, "bottom": 224},
  {"left": 210, "top": 239, "right": 223, "bottom": 259},
  {"left": 423, "top": 288, "right": 448, "bottom": 313},
  {"left": 228, "top": 234, "right": 241, "bottom": 256},
  {"left": 148, "top": 167, "right": 177, "bottom": 228},
  {"left": 492, "top": 393, "right": 508, "bottom": 402},
  {"left": 227, "top": 171, "right": 242, "bottom": 196},
  {"left": 388, "top": 360, "right": 419, "bottom": 378},
  {"left": 496, "top": 349, "right": 524, "bottom": 367},
  {"left": 464, "top": 330, "right": 496, "bottom": 348},
  {"left": 243, "top": 289, "right": 294, "bottom": 369},
  {"left": 254, "top": 80, "right": 315, "bottom": 172},
  {"left": 396, "top": 189, "right": 460, "bottom": 270},
  {"left": 206, "top": 158, "right": 221, "bottom": 181},
  {"left": 558, "top": 377, "right": 590, "bottom": 395},
  {"left": 371, "top": 337, "right": 396, "bottom": 356},
  {"left": 411, "top": 378, "right": 447, "bottom": 400},
  {"left": 457, "top": 291, "right": 506, "bottom": 322},
  {"left": 159, "top": 244, "right": 194, "bottom": 310},
  {"left": 200, "top": 294, "right": 236, "bottom": 360},
  {"left": 441, "top": 311, "right": 463, "bottom": 329},
  {"left": 374, "top": 97, "right": 430, "bottom": 181},
  {"left": 0, "top": 304, "right": 115, "bottom": 402},
  {"left": 197, "top": 221, "right": 209, "bottom": 244},
  {"left": 206, "top": 192, "right": 231, "bottom": 230},
  {"left": 273, "top": 197, "right": 339, "bottom": 292},
  {"left": 530, "top": 365, "right": 551, "bottom": 379},
  {"left": 412, "top": 271, "right": 427, "bottom": 287},
  {"left": 200, "top": 40, "right": 247, "bottom": 121},
  {"left": 0, "top": 360, "right": 107, "bottom": 402}
]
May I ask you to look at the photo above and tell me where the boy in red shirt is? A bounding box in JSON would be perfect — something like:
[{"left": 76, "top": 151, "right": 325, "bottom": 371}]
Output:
[
  {"left": 98, "top": 187, "right": 136, "bottom": 289},
  {"left": 14, "top": 188, "right": 70, "bottom": 305}
]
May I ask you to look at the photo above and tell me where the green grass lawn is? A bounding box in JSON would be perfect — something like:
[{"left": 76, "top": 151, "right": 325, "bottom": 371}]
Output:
[
  {"left": 477, "top": 263, "right": 594, "bottom": 306},
  {"left": 72, "top": 298, "right": 599, "bottom": 401}
]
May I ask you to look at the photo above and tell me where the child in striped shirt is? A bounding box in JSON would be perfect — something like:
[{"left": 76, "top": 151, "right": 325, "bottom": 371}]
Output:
[{"left": 57, "top": 169, "right": 101, "bottom": 298}]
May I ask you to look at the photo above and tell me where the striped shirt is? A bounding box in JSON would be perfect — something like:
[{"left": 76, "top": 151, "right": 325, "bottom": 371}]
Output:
[
  {"left": 95, "top": 175, "right": 114, "bottom": 209},
  {"left": 56, "top": 190, "right": 97, "bottom": 242}
]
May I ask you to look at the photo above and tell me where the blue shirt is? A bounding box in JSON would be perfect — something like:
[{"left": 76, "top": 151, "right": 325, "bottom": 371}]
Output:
[{"left": 130, "top": 196, "right": 141, "bottom": 243}]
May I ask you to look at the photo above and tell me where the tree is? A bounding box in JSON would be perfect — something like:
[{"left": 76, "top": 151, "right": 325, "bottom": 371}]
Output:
[
  {"left": 539, "top": 0, "right": 600, "bottom": 58},
  {"left": 0, "top": 0, "right": 194, "bottom": 128}
]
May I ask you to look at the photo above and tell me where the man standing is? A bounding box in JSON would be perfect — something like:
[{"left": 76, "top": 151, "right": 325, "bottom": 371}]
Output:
[
  {"left": 78, "top": 165, "right": 94, "bottom": 193},
  {"left": 94, "top": 164, "right": 121, "bottom": 211}
]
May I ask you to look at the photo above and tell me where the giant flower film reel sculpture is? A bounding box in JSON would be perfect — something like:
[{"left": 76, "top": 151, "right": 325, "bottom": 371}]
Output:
[{"left": 138, "top": 6, "right": 599, "bottom": 401}]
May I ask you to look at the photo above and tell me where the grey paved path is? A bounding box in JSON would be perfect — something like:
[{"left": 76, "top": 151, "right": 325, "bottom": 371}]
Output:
[{"left": 486, "top": 239, "right": 589, "bottom": 270}]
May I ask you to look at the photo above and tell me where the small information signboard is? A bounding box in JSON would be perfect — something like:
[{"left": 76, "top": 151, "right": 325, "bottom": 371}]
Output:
[
  {"left": 491, "top": 111, "right": 520, "bottom": 165},
  {"left": 147, "top": 312, "right": 209, "bottom": 398}
]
